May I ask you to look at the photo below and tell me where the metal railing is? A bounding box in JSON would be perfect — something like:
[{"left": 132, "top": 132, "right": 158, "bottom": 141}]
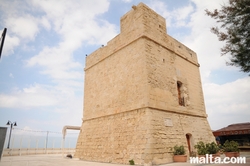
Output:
[{"left": 3, "top": 128, "right": 79, "bottom": 156}]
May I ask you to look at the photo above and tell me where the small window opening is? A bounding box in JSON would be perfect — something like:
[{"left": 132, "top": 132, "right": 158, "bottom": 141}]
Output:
[
  {"left": 163, "top": 59, "right": 165, "bottom": 63},
  {"left": 177, "top": 81, "right": 185, "bottom": 106}
]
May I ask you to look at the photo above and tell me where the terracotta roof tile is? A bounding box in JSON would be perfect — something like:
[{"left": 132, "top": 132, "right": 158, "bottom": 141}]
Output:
[{"left": 213, "top": 122, "right": 250, "bottom": 136}]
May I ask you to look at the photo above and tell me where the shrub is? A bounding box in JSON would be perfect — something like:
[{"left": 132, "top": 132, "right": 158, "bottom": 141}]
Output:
[
  {"left": 223, "top": 140, "right": 239, "bottom": 152},
  {"left": 173, "top": 145, "right": 185, "bottom": 155},
  {"left": 207, "top": 142, "right": 220, "bottom": 154},
  {"left": 194, "top": 141, "right": 208, "bottom": 155},
  {"left": 129, "top": 159, "right": 135, "bottom": 165}
]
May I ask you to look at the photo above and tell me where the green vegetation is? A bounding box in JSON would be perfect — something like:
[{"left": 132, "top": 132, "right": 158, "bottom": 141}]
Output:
[
  {"left": 129, "top": 159, "right": 135, "bottom": 165},
  {"left": 205, "top": 0, "right": 250, "bottom": 75},
  {"left": 195, "top": 141, "right": 208, "bottom": 155},
  {"left": 195, "top": 141, "right": 220, "bottom": 155},
  {"left": 173, "top": 145, "right": 186, "bottom": 155},
  {"left": 207, "top": 142, "right": 220, "bottom": 154},
  {"left": 223, "top": 140, "right": 239, "bottom": 152}
]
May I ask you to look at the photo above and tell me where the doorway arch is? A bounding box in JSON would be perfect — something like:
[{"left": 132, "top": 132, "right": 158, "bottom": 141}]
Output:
[{"left": 185, "top": 133, "right": 193, "bottom": 155}]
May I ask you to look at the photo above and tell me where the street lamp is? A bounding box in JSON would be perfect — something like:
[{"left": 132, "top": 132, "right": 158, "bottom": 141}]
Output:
[{"left": 6, "top": 120, "right": 17, "bottom": 149}]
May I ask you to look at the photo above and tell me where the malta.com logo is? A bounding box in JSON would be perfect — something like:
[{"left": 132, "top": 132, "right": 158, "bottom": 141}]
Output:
[{"left": 189, "top": 154, "right": 246, "bottom": 164}]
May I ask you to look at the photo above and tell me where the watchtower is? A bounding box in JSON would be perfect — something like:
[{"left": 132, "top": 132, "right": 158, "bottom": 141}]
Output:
[{"left": 75, "top": 3, "right": 214, "bottom": 165}]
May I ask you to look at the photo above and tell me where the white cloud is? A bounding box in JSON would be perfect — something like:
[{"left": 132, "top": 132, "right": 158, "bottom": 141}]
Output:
[
  {"left": 148, "top": 0, "right": 172, "bottom": 26},
  {"left": 122, "top": 0, "right": 132, "bottom": 3},
  {"left": 26, "top": 46, "right": 83, "bottom": 80},
  {"left": 172, "top": 4, "right": 194, "bottom": 27},
  {"left": 1, "top": 1, "right": 118, "bottom": 132},
  {"left": 40, "top": 16, "right": 51, "bottom": 30},
  {"left": 179, "top": 0, "right": 250, "bottom": 130},
  {"left": 0, "top": 1, "right": 39, "bottom": 56},
  {"left": 9, "top": 73, "right": 14, "bottom": 78},
  {"left": 204, "top": 77, "right": 250, "bottom": 129},
  {"left": 12, "top": 126, "right": 42, "bottom": 136},
  {"left": 0, "top": 84, "right": 58, "bottom": 108},
  {"left": 149, "top": 0, "right": 194, "bottom": 28},
  {"left": 5, "top": 15, "right": 39, "bottom": 41},
  {"left": 0, "top": 83, "right": 83, "bottom": 128},
  {"left": 177, "top": 0, "right": 232, "bottom": 82},
  {"left": 0, "top": 32, "right": 20, "bottom": 57},
  {"left": 24, "top": 0, "right": 117, "bottom": 81}
]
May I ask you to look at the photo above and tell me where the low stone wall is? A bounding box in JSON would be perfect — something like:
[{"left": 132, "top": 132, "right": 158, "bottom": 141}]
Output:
[{"left": 3, "top": 148, "right": 75, "bottom": 156}]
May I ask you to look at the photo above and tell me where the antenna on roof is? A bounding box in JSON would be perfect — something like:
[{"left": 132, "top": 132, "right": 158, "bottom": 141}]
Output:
[{"left": 0, "top": 28, "right": 7, "bottom": 59}]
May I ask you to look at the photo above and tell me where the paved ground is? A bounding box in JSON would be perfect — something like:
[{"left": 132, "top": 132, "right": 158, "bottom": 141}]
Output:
[{"left": 0, "top": 153, "right": 249, "bottom": 166}]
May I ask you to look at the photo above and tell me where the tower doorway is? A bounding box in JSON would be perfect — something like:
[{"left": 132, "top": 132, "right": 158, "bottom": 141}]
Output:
[{"left": 186, "top": 133, "right": 193, "bottom": 155}]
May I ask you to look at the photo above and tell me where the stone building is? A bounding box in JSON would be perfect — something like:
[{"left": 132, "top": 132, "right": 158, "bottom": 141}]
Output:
[{"left": 75, "top": 2, "right": 214, "bottom": 165}]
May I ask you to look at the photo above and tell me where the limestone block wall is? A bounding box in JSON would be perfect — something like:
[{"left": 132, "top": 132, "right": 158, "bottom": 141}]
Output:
[
  {"left": 145, "top": 108, "right": 215, "bottom": 164},
  {"left": 83, "top": 38, "right": 148, "bottom": 120},
  {"left": 75, "top": 107, "right": 214, "bottom": 165},
  {"left": 75, "top": 108, "right": 151, "bottom": 164},
  {"left": 83, "top": 35, "right": 206, "bottom": 120},
  {"left": 144, "top": 38, "right": 207, "bottom": 117}
]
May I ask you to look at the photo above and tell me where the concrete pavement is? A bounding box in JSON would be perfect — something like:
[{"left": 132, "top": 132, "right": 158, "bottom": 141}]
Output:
[
  {"left": 0, "top": 153, "right": 249, "bottom": 166},
  {"left": 0, "top": 154, "right": 194, "bottom": 166}
]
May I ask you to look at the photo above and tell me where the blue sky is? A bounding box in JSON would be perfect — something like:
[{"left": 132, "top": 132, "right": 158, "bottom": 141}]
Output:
[{"left": 0, "top": 0, "right": 249, "bottom": 136}]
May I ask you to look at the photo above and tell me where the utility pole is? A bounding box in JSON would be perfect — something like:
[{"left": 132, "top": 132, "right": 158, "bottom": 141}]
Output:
[
  {"left": 0, "top": 28, "right": 7, "bottom": 59},
  {"left": 6, "top": 121, "right": 17, "bottom": 149}
]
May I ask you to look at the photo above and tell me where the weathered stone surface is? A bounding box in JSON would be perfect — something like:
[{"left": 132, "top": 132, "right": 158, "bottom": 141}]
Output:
[{"left": 75, "top": 2, "right": 214, "bottom": 165}]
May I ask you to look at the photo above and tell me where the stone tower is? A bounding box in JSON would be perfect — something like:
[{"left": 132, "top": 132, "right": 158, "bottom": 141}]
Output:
[{"left": 75, "top": 3, "right": 214, "bottom": 165}]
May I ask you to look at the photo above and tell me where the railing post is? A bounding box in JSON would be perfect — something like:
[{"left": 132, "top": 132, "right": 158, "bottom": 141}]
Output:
[
  {"left": 36, "top": 138, "right": 38, "bottom": 154},
  {"left": 10, "top": 135, "right": 15, "bottom": 156},
  {"left": 27, "top": 136, "right": 30, "bottom": 155},
  {"left": 44, "top": 137, "right": 46, "bottom": 154},
  {"left": 19, "top": 136, "right": 23, "bottom": 156},
  {"left": 46, "top": 131, "right": 49, "bottom": 154},
  {"left": 62, "top": 138, "right": 64, "bottom": 157}
]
